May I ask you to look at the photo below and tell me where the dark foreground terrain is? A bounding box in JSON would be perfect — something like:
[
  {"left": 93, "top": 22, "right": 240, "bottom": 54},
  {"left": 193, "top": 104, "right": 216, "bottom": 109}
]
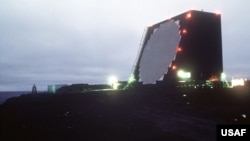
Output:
[{"left": 0, "top": 86, "right": 250, "bottom": 141}]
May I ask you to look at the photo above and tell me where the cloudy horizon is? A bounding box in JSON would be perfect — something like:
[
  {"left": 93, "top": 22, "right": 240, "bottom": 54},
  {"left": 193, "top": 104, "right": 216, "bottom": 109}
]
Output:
[{"left": 1, "top": 0, "right": 250, "bottom": 91}]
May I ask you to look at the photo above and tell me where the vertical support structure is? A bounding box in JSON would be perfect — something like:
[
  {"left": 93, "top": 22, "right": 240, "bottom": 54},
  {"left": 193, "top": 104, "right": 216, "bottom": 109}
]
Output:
[{"left": 32, "top": 84, "right": 37, "bottom": 94}]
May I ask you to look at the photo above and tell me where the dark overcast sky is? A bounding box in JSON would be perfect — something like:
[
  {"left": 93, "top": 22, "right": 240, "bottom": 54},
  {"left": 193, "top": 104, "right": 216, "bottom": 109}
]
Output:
[{"left": 1, "top": 0, "right": 250, "bottom": 91}]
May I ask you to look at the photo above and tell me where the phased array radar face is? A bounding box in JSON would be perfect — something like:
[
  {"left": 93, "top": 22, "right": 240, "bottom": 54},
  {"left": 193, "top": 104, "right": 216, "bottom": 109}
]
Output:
[{"left": 139, "top": 21, "right": 181, "bottom": 84}]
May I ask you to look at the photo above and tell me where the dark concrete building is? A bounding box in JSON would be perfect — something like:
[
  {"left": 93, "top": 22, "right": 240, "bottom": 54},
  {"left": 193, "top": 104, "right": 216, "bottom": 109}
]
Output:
[{"left": 133, "top": 10, "right": 223, "bottom": 84}]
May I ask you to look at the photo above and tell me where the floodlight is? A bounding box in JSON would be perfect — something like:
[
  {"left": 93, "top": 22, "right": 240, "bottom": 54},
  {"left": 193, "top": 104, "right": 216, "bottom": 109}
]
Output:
[
  {"left": 108, "top": 76, "right": 119, "bottom": 89},
  {"left": 220, "top": 72, "right": 226, "bottom": 81},
  {"left": 128, "top": 74, "right": 136, "bottom": 84},
  {"left": 231, "top": 78, "right": 245, "bottom": 87},
  {"left": 177, "top": 70, "right": 191, "bottom": 79}
]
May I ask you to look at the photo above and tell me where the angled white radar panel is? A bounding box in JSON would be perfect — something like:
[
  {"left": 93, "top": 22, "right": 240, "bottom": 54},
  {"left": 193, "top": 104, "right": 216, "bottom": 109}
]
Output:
[{"left": 139, "top": 21, "right": 181, "bottom": 84}]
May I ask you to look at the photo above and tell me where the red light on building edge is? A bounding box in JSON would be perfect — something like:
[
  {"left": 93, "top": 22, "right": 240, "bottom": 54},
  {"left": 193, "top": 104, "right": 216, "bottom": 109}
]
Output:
[
  {"left": 172, "top": 65, "right": 177, "bottom": 70},
  {"left": 177, "top": 47, "right": 182, "bottom": 52},
  {"left": 182, "top": 29, "right": 187, "bottom": 34},
  {"left": 186, "top": 13, "right": 192, "bottom": 19}
]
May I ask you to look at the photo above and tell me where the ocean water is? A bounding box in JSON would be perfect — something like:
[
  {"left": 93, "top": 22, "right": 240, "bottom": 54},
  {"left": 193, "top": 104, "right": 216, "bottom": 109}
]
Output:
[{"left": 0, "top": 91, "right": 30, "bottom": 104}]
